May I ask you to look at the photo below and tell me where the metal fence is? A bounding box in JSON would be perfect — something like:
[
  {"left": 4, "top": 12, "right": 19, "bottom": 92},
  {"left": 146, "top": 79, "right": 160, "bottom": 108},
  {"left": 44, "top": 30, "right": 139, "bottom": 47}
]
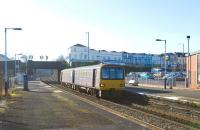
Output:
[
  {"left": 0, "top": 76, "right": 17, "bottom": 96},
  {"left": 9, "top": 77, "right": 16, "bottom": 88},
  {"left": 139, "top": 78, "right": 185, "bottom": 88},
  {"left": 126, "top": 76, "right": 186, "bottom": 88},
  {"left": 0, "top": 75, "right": 2, "bottom": 96}
]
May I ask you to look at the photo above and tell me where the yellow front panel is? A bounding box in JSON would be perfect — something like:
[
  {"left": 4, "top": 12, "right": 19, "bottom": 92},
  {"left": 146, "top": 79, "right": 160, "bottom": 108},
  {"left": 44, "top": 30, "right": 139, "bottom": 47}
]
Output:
[{"left": 99, "top": 79, "right": 125, "bottom": 91}]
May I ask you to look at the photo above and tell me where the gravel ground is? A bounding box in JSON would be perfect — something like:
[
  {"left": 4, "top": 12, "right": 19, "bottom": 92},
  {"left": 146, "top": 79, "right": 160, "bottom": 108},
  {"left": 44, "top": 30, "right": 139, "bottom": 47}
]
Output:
[{"left": 0, "top": 81, "right": 149, "bottom": 130}]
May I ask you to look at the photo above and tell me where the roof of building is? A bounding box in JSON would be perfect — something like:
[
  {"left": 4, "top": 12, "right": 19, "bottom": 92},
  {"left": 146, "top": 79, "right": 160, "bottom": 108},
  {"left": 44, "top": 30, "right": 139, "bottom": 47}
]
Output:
[
  {"left": 191, "top": 50, "right": 200, "bottom": 55},
  {"left": 121, "top": 51, "right": 128, "bottom": 53},
  {"left": 135, "top": 53, "right": 146, "bottom": 55},
  {"left": 73, "top": 44, "right": 87, "bottom": 47},
  {"left": 0, "top": 54, "right": 9, "bottom": 61}
]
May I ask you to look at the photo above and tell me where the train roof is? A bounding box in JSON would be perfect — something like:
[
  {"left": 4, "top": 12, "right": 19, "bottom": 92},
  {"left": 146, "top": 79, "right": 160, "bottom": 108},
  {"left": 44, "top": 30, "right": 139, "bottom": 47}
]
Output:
[{"left": 61, "top": 63, "right": 124, "bottom": 71}]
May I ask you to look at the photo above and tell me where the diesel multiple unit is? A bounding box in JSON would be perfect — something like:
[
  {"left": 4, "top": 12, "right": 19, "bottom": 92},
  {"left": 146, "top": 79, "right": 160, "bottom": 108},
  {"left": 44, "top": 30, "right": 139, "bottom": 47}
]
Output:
[{"left": 60, "top": 64, "right": 125, "bottom": 97}]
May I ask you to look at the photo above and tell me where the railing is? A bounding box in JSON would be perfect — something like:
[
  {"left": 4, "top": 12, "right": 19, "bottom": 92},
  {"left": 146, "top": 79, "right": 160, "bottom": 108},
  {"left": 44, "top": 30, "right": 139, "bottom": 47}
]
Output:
[{"left": 126, "top": 77, "right": 186, "bottom": 88}]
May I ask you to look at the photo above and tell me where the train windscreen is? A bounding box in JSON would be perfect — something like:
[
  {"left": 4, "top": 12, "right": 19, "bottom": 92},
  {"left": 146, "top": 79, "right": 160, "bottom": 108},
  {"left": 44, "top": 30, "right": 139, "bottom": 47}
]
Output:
[{"left": 101, "top": 67, "right": 124, "bottom": 80}]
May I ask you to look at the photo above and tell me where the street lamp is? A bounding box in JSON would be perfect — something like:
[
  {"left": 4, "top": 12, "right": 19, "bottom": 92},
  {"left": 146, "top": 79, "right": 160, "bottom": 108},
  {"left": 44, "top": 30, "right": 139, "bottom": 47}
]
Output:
[
  {"left": 4, "top": 27, "right": 22, "bottom": 94},
  {"left": 86, "top": 32, "right": 89, "bottom": 61},
  {"left": 156, "top": 39, "right": 167, "bottom": 89},
  {"left": 186, "top": 35, "right": 190, "bottom": 87},
  {"left": 20, "top": 54, "right": 30, "bottom": 74}
]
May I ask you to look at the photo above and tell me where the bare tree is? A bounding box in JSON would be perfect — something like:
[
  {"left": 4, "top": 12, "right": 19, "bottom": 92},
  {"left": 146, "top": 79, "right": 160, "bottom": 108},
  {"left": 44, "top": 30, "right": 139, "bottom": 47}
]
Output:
[
  {"left": 56, "top": 55, "right": 69, "bottom": 68},
  {"left": 56, "top": 55, "right": 65, "bottom": 62}
]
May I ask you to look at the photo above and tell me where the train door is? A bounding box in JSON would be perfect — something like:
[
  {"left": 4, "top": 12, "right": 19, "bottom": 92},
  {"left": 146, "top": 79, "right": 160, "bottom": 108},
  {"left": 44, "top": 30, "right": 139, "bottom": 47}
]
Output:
[
  {"left": 92, "top": 69, "right": 96, "bottom": 87},
  {"left": 72, "top": 70, "right": 75, "bottom": 84}
]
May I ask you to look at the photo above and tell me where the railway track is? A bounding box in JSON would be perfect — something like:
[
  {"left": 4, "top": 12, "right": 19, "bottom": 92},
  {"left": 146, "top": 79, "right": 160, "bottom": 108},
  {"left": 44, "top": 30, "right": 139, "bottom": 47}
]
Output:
[
  {"left": 43, "top": 81, "right": 200, "bottom": 130},
  {"left": 148, "top": 99, "right": 200, "bottom": 121}
]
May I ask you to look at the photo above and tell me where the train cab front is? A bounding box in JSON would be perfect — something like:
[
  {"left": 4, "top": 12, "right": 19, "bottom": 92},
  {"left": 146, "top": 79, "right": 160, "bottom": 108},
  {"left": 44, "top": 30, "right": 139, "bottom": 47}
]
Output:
[{"left": 99, "top": 66, "right": 125, "bottom": 91}]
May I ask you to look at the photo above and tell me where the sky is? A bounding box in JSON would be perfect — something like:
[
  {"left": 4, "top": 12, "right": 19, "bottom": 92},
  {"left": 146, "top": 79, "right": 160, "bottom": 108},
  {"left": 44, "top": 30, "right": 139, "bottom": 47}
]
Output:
[{"left": 0, "top": 0, "right": 199, "bottom": 60}]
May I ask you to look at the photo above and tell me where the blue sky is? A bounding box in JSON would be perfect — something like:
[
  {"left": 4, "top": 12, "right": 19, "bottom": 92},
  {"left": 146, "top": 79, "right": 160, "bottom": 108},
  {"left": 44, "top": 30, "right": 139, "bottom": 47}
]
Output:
[{"left": 0, "top": 0, "right": 199, "bottom": 60}]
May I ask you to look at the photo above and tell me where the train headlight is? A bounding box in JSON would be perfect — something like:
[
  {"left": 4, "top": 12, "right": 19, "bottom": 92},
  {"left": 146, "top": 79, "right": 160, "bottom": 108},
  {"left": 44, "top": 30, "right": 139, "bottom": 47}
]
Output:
[
  {"left": 100, "top": 83, "right": 105, "bottom": 87},
  {"left": 120, "top": 84, "right": 125, "bottom": 87}
]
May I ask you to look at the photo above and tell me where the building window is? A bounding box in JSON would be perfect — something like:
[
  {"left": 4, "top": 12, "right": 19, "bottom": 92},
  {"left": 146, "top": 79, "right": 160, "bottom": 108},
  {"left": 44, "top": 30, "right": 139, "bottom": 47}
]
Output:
[
  {"left": 74, "top": 54, "right": 77, "bottom": 59},
  {"left": 74, "top": 48, "right": 76, "bottom": 52},
  {"left": 84, "top": 55, "right": 87, "bottom": 59},
  {"left": 79, "top": 54, "right": 82, "bottom": 59}
]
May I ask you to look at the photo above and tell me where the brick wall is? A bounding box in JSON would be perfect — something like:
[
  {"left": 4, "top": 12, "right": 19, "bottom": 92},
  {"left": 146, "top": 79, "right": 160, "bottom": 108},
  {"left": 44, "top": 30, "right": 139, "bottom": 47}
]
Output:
[{"left": 188, "top": 54, "right": 200, "bottom": 89}]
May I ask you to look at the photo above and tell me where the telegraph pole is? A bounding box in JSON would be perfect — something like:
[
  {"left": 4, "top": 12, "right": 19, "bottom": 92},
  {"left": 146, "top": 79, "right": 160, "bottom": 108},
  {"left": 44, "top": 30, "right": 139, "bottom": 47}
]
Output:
[{"left": 86, "top": 32, "right": 90, "bottom": 61}]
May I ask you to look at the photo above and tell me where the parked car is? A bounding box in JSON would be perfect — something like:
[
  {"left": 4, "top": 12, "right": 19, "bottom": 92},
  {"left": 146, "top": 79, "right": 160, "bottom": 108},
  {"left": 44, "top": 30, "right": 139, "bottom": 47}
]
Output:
[
  {"left": 128, "top": 79, "right": 139, "bottom": 86},
  {"left": 140, "top": 72, "right": 154, "bottom": 79},
  {"left": 163, "top": 72, "right": 186, "bottom": 81}
]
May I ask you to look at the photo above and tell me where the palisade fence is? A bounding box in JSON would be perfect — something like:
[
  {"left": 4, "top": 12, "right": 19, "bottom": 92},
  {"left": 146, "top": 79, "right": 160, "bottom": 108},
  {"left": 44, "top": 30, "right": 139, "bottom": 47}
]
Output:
[
  {"left": 9, "top": 77, "right": 16, "bottom": 88},
  {"left": 138, "top": 78, "right": 186, "bottom": 88},
  {"left": 0, "top": 76, "right": 17, "bottom": 96}
]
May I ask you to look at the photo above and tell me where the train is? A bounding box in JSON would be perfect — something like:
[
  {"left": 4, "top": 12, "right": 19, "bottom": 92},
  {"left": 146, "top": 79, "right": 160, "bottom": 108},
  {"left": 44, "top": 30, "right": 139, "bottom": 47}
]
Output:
[{"left": 60, "top": 64, "right": 125, "bottom": 97}]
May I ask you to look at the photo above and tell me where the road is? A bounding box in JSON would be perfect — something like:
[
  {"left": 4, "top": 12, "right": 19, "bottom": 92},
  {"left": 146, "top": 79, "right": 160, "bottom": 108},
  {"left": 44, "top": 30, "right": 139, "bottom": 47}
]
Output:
[{"left": 0, "top": 81, "right": 150, "bottom": 130}]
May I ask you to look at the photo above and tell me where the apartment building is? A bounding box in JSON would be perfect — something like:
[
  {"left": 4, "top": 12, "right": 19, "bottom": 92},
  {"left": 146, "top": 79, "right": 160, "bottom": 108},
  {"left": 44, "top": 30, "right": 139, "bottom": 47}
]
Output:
[
  {"left": 66, "top": 44, "right": 122, "bottom": 63},
  {"left": 66, "top": 44, "right": 185, "bottom": 68}
]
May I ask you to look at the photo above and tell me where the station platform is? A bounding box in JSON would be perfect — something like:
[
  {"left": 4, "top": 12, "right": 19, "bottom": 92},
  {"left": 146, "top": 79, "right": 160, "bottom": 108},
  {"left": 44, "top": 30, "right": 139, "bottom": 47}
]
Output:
[
  {"left": 126, "top": 85, "right": 200, "bottom": 107},
  {"left": 0, "top": 81, "right": 149, "bottom": 130}
]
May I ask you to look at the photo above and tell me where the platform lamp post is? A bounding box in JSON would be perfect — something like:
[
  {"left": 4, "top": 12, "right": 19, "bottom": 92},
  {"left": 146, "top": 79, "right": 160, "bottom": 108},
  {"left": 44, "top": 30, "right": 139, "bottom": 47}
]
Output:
[
  {"left": 20, "top": 54, "right": 30, "bottom": 91},
  {"left": 4, "top": 27, "right": 22, "bottom": 95},
  {"left": 27, "top": 55, "right": 33, "bottom": 75},
  {"left": 20, "top": 54, "right": 32, "bottom": 75},
  {"left": 156, "top": 39, "right": 167, "bottom": 89},
  {"left": 186, "top": 35, "right": 190, "bottom": 88},
  {"left": 15, "top": 53, "right": 23, "bottom": 76}
]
